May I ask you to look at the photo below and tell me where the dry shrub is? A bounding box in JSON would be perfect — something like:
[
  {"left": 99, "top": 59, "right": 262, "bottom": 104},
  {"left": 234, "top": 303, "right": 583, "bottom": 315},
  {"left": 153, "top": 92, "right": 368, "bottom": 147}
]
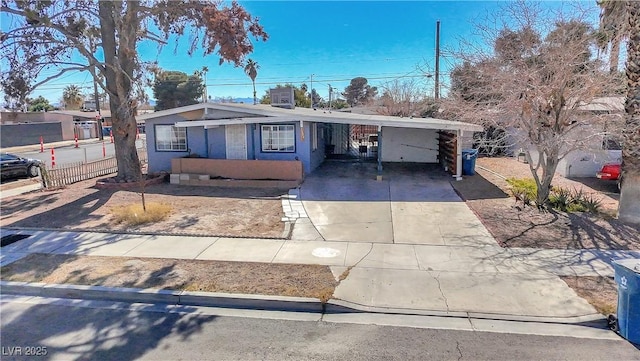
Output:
[{"left": 111, "top": 202, "right": 172, "bottom": 226}]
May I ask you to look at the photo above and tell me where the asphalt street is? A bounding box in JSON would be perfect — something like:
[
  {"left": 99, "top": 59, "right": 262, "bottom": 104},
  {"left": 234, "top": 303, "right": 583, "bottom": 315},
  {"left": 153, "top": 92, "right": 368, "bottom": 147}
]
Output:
[
  {"left": 12, "top": 138, "right": 145, "bottom": 166},
  {"left": 1, "top": 297, "right": 638, "bottom": 361}
]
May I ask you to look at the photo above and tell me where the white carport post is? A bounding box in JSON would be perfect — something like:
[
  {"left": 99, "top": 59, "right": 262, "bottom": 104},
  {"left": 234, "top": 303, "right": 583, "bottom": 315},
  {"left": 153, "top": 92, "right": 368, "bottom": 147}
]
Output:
[
  {"left": 455, "top": 129, "right": 463, "bottom": 180},
  {"left": 376, "top": 125, "right": 383, "bottom": 181}
]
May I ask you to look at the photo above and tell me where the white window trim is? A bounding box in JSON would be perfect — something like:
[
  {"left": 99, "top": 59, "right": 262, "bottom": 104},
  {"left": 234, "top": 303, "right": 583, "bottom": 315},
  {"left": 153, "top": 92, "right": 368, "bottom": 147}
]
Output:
[
  {"left": 261, "top": 124, "right": 296, "bottom": 153},
  {"left": 155, "top": 124, "right": 187, "bottom": 152}
]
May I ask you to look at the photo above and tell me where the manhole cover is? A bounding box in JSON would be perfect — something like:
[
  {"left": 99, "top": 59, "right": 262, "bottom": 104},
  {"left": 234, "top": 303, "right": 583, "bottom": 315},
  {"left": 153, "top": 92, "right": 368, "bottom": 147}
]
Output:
[
  {"left": 1, "top": 234, "right": 31, "bottom": 247},
  {"left": 312, "top": 247, "right": 341, "bottom": 258}
]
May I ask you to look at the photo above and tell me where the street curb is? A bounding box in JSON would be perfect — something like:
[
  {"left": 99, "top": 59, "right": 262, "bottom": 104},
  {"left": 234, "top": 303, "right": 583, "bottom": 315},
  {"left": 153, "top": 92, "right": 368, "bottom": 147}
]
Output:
[
  {"left": 326, "top": 299, "right": 607, "bottom": 326},
  {"left": 1, "top": 281, "right": 607, "bottom": 326},
  {"left": 0, "top": 281, "right": 322, "bottom": 313},
  {"left": 0, "top": 227, "right": 289, "bottom": 241},
  {"left": 281, "top": 221, "right": 293, "bottom": 239}
]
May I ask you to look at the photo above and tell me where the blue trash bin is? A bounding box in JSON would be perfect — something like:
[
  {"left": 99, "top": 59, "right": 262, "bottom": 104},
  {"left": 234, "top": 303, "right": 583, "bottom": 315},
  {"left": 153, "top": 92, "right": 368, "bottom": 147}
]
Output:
[
  {"left": 462, "top": 149, "right": 479, "bottom": 176},
  {"left": 612, "top": 258, "right": 640, "bottom": 344}
]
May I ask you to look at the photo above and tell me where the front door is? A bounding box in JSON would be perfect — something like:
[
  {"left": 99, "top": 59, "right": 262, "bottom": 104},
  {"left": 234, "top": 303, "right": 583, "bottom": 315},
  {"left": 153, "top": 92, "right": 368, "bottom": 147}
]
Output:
[{"left": 225, "top": 124, "right": 248, "bottom": 160}]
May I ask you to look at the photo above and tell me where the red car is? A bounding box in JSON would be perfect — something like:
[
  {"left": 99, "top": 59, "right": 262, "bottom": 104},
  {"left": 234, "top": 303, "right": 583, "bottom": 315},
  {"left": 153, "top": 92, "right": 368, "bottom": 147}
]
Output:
[{"left": 596, "top": 163, "right": 621, "bottom": 181}]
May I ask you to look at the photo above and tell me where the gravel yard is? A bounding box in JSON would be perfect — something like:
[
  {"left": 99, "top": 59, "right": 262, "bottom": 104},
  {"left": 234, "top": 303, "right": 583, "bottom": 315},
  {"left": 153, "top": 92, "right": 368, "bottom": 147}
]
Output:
[
  {"left": 0, "top": 176, "right": 287, "bottom": 238},
  {"left": 451, "top": 156, "right": 640, "bottom": 250}
]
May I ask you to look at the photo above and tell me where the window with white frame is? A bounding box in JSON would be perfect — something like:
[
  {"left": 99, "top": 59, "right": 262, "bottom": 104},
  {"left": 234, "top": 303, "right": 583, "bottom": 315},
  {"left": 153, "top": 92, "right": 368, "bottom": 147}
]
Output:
[
  {"left": 155, "top": 125, "right": 187, "bottom": 151},
  {"left": 262, "top": 124, "right": 295, "bottom": 152}
]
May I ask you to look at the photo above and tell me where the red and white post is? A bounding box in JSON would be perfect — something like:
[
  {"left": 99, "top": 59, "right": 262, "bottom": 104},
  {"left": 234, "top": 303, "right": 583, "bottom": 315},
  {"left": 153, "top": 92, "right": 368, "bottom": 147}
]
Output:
[
  {"left": 110, "top": 129, "right": 114, "bottom": 144},
  {"left": 50, "top": 148, "right": 56, "bottom": 168},
  {"left": 74, "top": 133, "right": 79, "bottom": 148},
  {"left": 102, "top": 141, "right": 106, "bottom": 158},
  {"left": 136, "top": 127, "right": 140, "bottom": 140},
  {"left": 40, "top": 136, "right": 44, "bottom": 153}
]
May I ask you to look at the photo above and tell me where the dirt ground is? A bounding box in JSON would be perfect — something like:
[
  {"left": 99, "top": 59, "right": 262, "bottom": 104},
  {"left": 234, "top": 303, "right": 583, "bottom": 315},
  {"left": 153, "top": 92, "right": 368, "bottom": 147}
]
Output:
[
  {"left": 451, "top": 157, "right": 633, "bottom": 315},
  {"left": 560, "top": 276, "right": 618, "bottom": 316},
  {"left": 450, "top": 157, "right": 640, "bottom": 250},
  {"left": 0, "top": 253, "right": 338, "bottom": 301},
  {"left": 1, "top": 176, "right": 286, "bottom": 238}
]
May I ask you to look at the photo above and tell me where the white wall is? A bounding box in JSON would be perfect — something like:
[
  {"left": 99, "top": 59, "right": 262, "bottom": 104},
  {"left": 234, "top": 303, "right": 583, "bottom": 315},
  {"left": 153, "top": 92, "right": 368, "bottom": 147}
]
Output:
[
  {"left": 510, "top": 125, "right": 622, "bottom": 178},
  {"left": 381, "top": 127, "right": 438, "bottom": 163},
  {"left": 558, "top": 150, "right": 621, "bottom": 177}
]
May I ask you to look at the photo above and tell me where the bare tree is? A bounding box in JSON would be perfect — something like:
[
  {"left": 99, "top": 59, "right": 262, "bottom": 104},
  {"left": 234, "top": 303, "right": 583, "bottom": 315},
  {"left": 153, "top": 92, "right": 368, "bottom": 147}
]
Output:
[
  {"left": 377, "top": 78, "right": 436, "bottom": 118},
  {"left": 1, "top": 1, "right": 267, "bottom": 182},
  {"left": 445, "top": 1, "right": 617, "bottom": 208}
]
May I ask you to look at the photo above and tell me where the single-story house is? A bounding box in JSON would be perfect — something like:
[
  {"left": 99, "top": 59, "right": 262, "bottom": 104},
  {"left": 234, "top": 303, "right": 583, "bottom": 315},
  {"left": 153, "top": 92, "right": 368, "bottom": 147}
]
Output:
[{"left": 136, "top": 102, "right": 483, "bottom": 187}]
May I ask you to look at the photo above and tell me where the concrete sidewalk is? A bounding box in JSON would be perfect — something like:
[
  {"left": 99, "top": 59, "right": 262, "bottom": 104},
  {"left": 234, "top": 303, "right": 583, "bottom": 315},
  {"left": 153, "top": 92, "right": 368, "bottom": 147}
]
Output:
[{"left": 2, "top": 229, "right": 638, "bottom": 320}]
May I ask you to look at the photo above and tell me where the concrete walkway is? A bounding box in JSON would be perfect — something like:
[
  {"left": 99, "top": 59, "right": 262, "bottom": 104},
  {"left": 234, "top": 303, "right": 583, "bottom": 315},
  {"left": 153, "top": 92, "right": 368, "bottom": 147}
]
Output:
[{"left": 2, "top": 229, "right": 638, "bottom": 320}]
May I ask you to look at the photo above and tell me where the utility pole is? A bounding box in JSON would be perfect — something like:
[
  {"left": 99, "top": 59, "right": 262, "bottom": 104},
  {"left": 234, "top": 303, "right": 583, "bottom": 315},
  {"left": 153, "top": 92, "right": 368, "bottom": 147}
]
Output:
[
  {"left": 435, "top": 20, "right": 441, "bottom": 100},
  {"left": 93, "top": 65, "right": 104, "bottom": 141},
  {"left": 328, "top": 84, "right": 333, "bottom": 112},
  {"left": 201, "top": 66, "right": 208, "bottom": 103},
  {"left": 310, "top": 74, "right": 314, "bottom": 108}
]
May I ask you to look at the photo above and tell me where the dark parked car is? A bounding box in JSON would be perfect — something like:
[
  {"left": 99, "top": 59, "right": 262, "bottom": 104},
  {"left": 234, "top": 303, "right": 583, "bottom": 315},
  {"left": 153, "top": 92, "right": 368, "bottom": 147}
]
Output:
[{"left": 0, "top": 153, "right": 42, "bottom": 180}]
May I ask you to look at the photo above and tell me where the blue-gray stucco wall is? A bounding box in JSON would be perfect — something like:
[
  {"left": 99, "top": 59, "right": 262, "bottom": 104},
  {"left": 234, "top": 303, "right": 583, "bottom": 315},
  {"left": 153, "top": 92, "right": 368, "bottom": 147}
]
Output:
[
  {"left": 250, "top": 121, "right": 324, "bottom": 174},
  {"left": 208, "top": 127, "right": 226, "bottom": 158},
  {"left": 146, "top": 114, "right": 190, "bottom": 173},
  {"left": 147, "top": 117, "right": 326, "bottom": 175}
]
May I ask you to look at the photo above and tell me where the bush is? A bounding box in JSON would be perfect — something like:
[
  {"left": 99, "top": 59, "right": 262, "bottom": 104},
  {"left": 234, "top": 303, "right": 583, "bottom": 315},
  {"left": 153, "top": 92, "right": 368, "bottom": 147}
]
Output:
[
  {"left": 508, "top": 179, "right": 602, "bottom": 214},
  {"left": 111, "top": 202, "right": 172, "bottom": 226},
  {"left": 506, "top": 178, "right": 537, "bottom": 205},
  {"left": 549, "top": 187, "right": 572, "bottom": 211}
]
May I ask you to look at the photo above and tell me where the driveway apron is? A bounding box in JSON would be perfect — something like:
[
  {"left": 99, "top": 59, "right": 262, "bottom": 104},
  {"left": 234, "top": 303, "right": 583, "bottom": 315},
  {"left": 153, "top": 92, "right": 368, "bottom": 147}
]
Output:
[
  {"left": 298, "top": 162, "right": 496, "bottom": 246},
  {"left": 298, "top": 163, "right": 597, "bottom": 317}
]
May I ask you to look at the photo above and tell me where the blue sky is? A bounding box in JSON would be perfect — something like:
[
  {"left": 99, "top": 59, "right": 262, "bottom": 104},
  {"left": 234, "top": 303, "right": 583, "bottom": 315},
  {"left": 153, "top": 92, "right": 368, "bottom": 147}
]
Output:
[{"left": 6, "top": 1, "right": 601, "bottom": 105}]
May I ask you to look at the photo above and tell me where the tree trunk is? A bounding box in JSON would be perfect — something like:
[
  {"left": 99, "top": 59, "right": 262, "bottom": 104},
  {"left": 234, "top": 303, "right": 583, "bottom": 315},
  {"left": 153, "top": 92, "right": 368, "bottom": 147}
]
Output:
[
  {"left": 610, "top": 39, "right": 621, "bottom": 74},
  {"left": 98, "top": 1, "right": 142, "bottom": 182},
  {"left": 618, "top": 1, "right": 640, "bottom": 224},
  {"left": 252, "top": 81, "right": 256, "bottom": 105},
  {"left": 526, "top": 147, "right": 559, "bottom": 209}
]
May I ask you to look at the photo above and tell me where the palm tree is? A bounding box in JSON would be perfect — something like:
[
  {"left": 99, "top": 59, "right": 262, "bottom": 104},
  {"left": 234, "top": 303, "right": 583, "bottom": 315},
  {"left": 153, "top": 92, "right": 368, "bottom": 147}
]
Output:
[
  {"left": 611, "top": 1, "right": 640, "bottom": 224},
  {"left": 62, "top": 85, "right": 83, "bottom": 109},
  {"left": 244, "top": 59, "right": 259, "bottom": 105},
  {"left": 597, "top": 0, "right": 628, "bottom": 74}
]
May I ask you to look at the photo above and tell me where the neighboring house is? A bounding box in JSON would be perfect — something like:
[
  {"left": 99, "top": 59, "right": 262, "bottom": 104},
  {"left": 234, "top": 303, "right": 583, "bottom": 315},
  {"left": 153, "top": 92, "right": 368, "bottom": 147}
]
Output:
[
  {"left": 0, "top": 107, "right": 150, "bottom": 148},
  {"left": 137, "top": 102, "right": 483, "bottom": 186},
  {"left": 556, "top": 97, "right": 623, "bottom": 177},
  {"left": 512, "top": 97, "right": 624, "bottom": 178},
  {"left": 0, "top": 111, "right": 76, "bottom": 147}
]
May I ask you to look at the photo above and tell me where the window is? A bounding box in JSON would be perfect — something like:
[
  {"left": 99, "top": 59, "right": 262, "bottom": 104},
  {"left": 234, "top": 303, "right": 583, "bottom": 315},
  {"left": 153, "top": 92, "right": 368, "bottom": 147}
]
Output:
[
  {"left": 155, "top": 125, "right": 187, "bottom": 151},
  {"left": 602, "top": 135, "right": 622, "bottom": 150},
  {"left": 261, "top": 125, "right": 295, "bottom": 152}
]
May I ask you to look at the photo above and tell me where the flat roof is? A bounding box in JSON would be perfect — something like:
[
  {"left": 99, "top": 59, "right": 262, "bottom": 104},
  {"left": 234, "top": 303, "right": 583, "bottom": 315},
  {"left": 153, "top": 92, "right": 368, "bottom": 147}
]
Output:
[{"left": 138, "top": 102, "right": 484, "bottom": 133}]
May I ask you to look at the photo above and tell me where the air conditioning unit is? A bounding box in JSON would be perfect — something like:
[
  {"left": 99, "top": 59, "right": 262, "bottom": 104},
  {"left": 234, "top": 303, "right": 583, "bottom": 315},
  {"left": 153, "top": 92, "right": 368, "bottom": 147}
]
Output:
[{"left": 270, "top": 87, "right": 295, "bottom": 109}]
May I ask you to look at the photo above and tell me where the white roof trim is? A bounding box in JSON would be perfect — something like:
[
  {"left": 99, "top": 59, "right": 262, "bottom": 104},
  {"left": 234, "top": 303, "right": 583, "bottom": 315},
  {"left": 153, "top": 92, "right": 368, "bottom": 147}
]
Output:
[
  {"left": 175, "top": 115, "right": 483, "bottom": 132},
  {"left": 145, "top": 102, "right": 483, "bottom": 132}
]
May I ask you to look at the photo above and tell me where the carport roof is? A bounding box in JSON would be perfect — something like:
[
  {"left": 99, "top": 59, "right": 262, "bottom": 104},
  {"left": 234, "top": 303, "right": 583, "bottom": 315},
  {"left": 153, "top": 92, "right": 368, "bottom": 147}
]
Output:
[{"left": 136, "top": 102, "right": 484, "bottom": 133}]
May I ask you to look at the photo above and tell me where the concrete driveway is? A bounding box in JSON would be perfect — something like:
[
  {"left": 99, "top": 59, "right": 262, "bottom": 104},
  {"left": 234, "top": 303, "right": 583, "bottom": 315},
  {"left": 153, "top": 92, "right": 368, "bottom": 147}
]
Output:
[{"left": 297, "top": 162, "right": 496, "bottom": 245}]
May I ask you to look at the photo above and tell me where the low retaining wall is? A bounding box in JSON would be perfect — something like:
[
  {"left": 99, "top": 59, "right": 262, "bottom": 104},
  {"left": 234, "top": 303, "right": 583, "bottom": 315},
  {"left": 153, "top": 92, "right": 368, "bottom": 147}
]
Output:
[
  {"left": 172, "top": 174, "right": 300, "bottom": 188},
  {"left": 171, "top": 158, "right": 303, "bottom": 182}
]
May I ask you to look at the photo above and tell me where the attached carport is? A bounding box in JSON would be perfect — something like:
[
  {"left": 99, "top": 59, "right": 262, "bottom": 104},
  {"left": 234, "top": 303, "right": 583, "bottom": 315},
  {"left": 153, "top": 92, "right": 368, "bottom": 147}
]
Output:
[{"left": 268, "top": 109, "right": 483, "bottom": 180}]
